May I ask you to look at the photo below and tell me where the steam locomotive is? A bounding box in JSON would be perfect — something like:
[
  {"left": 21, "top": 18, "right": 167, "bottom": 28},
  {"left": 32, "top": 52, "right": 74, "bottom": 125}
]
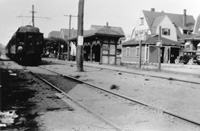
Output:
[{"left": 5, "top": 25, "right": 43, "bottom": 65}]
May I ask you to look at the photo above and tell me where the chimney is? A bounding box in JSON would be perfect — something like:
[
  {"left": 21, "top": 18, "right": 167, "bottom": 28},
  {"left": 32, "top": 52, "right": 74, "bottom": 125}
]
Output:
[
  {"left": 183, "top": 9, "right": 187, "bottom": 27},
  {"left": 151, "top": 8, "right": 155, "bottom": 12},
  {"left": 106, "top": 22, "right": 109, "bottom": 27}
]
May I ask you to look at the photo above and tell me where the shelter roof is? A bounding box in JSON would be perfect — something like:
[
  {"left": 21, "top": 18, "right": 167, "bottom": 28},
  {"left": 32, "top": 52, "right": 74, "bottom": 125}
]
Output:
[
  {"left": 69, "top": 24, "right": 125, "bottom": 40},
  {"left": 84, "top": 25, "right": 124, "bottom": 37}
]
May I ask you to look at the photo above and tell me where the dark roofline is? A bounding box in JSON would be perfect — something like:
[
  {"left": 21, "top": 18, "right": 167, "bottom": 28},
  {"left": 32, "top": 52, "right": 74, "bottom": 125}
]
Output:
[
  {"left": 68, "top": 33, "right": 125, "bottom": 41},
  {"left": 68, "top": 25, "right": 125, "bottom": 41},
  {"left": 183, "top": 34, "right": 200, "bottom": 41},
  {"left": 122, "top": 36, "right": 182, "bottom": 47}
]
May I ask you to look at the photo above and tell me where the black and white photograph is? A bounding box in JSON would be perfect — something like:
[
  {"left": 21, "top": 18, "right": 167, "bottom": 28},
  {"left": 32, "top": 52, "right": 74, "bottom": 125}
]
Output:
[{"left": 0, "top": 0, "right": 200, "bottom": 130}]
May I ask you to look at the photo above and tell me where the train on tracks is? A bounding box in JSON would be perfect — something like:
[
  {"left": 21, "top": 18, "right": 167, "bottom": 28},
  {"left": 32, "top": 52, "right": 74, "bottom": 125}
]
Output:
[{"left": 5, "top": 25, "right": 43, "bottom": 65}]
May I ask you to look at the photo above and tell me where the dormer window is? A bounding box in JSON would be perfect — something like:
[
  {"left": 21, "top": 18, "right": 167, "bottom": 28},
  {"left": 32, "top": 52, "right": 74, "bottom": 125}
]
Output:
[
  {"left": 140, "top": 17, "right": 144, "bottom": 25},
  {"left": 183, "top": 29, "right": 192, "bottom": 35},
  {"left": 162, "top": 28, "right": 170, "bottom": 35}
]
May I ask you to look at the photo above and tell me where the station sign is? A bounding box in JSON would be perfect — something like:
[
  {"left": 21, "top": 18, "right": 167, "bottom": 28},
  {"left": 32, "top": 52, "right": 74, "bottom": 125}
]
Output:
[
  {"left": 102, "top": 45, "right": 109, "bottom": 51},
  {"left": 156, "top": 40, "right": 162, "bottom": 47},
  {"left": 78, "top": 36, "right": 84, "bottom": 46},
  {"left": 135, "top": 35, "right": 146, "bottom": 41},
  {"left": 135, "top": 29, "right": 148, "bottom": 41}
]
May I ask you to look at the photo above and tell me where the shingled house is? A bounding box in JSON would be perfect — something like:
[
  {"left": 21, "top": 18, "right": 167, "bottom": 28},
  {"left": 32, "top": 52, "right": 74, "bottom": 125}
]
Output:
[{"left": 122, "top": 8, "right": 195, "bottom": 64}]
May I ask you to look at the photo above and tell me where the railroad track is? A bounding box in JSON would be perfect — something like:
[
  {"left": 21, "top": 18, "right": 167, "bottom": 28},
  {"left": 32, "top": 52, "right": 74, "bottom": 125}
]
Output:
[
  {"left": 29, "top": 70, "right": 122, "bottom": 131},
  {"left": 38, "top": 66, "right": 200, "bottom": 129}
]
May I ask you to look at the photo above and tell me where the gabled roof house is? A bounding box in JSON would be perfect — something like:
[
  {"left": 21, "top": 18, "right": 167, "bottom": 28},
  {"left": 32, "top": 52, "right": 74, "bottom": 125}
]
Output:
[
  {"left": 131, "top": 8, "right": 195, "bottom": 41},
  {"left": 122, "top": 8, "right": 196, "bottom": 64}
]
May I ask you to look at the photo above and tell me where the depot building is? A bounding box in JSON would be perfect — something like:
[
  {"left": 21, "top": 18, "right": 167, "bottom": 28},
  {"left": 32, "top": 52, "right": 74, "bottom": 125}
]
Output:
[{"left": 68, "top": 24, "right": 125, "bottom": 65}]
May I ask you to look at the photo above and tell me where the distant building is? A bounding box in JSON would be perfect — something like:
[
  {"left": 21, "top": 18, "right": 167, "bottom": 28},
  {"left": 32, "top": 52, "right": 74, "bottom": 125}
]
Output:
[
  {"left": 60, "top": 28, "right": 78, "bottom": 40},
  {"left": 122, "top": 8, "right": 195, "bottom": 64},
  {"left": 48, "top": 31, "right": 61, "bottom": 38}
]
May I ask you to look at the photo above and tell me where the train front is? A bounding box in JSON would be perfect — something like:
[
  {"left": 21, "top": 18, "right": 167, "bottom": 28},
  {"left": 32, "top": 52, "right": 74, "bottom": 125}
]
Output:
[{"left": 16, "top": 25, "right": 43, "bottom": 65}]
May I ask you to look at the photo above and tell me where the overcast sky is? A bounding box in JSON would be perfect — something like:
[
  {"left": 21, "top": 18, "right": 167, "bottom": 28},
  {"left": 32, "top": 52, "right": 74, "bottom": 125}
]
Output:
[{"left": 0, "top": 0, "right": 200, "bottom": 46}]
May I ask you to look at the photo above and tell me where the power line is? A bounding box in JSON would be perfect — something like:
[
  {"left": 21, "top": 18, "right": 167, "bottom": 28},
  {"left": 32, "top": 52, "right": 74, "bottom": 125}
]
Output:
[{"left": 17, "top": 5, "right": 50, "bottom": 27}]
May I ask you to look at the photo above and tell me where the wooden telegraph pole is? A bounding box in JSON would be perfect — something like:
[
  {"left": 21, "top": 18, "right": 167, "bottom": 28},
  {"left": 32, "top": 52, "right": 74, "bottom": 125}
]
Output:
[
  {"left": 158, "top": 26, "right": 162, "bottom": 70},
  {"left": 76, "top": 0, "right": 84, "bottom": 71},
  {"left": 137, "top": 35, "right": 145, "bottom": 69},
  {"left": 139, "top": 40, "right": 142, "bottom": 69},
  {"left": 31, "top": 5, "right": 35, "bottom": 27},
  {"left": 17, "top": 5, "right": 50, "bottom": 27},
  {"left": 64, "top": 14, "right": 77, "bottom": 61},
  {"left": 68, "top": 15, "right": 72, "bottom": 61}
]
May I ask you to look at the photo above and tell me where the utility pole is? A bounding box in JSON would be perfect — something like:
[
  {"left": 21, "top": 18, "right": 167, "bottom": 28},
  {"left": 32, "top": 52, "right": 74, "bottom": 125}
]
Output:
[
  {"left": 76, "top": 0, "right": 84, "bottom": 72},
  {"left": 31, "top": 5, "right": 36, "bottom": 27},
  {"left": 136, "top": 35, "right": 145, "bottom": 69},
  {"left": 158, "top": 26, "right": 162, "bottom": 70},
  {"left": 17, "top": 5, "right": 50, "bottom": 27},
  {"left": 139, "top": 40, "right": 142, "bottom": 69},
  {"left": 64, "top": 14, "right": 77, "bottom": 61}
]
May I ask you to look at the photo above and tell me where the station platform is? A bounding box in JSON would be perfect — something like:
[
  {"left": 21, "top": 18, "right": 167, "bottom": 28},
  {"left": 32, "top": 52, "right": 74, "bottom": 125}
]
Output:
[{"left": 43, "top": 58, "right": 200, "bottom": 81}]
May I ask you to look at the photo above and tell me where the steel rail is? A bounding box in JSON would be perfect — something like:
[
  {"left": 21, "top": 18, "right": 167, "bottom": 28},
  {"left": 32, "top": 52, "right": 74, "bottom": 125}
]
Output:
[
  {"left": 40, "top": 66, "right": 200, "bottom": 127},
  {"left": 29, "top": 71, "right": 122, "bottom": 131}
]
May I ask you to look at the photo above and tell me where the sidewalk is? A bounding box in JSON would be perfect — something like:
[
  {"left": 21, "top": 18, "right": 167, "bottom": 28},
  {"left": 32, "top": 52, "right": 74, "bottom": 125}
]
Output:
[{"left": 43, "top": 58, "right": 200, "bottom": 83}]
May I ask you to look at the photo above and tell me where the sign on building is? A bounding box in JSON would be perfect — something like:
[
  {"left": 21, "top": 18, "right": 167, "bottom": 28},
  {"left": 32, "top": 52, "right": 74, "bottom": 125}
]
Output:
[
  {"left": 135, "top": 29, "right": 148, "bottom": 41},
  {"left": 156, "top": 40, "right": 162, "bottom": 47}
]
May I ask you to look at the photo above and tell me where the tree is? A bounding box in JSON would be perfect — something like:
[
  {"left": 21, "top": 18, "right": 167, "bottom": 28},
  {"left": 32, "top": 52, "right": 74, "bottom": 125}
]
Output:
[{"left": 43, "top": 37, "right": 67, "bottom": 57}]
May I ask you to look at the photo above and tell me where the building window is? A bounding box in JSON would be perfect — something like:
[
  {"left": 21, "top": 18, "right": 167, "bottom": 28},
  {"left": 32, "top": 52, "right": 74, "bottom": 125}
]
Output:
[
  {"left": 136, "top": 46, "right": 140, "bottom": 57},
  {"left": 162, "top": 28, "right": 170, "bottom": 35},
  {"left": 183, "top": 29, "right": 192, "bottom": 35},
  {"left": 126, "top": 47, "right": 130, "bottom": 57},
  {"left": 140, "top": 17, "right": 144, "bottom": 25}
]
